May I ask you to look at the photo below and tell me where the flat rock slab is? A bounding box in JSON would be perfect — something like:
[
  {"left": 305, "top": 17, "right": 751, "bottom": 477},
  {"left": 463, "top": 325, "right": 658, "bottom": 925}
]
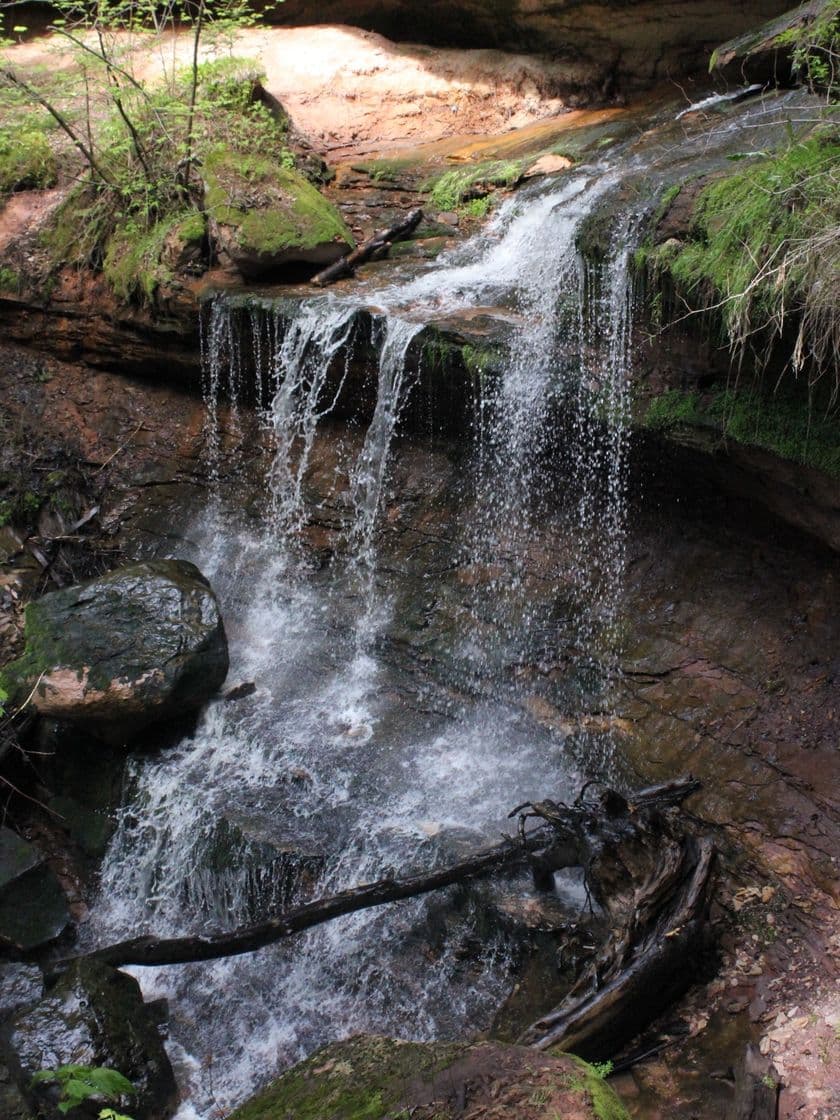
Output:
[
  {"left": 0, "top": 559, "right": 229, "bottom": 744},
  {"left": 228, "top": 1034, "right": 628, "bottom": 1120}
]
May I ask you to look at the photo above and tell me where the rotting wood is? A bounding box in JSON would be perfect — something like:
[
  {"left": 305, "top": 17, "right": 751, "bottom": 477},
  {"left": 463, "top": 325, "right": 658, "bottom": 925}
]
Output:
[
  {"left": 311, "top": 208, "right": 423, "bottom": 287},
  {"left": 517, "top": 777, "right": 714, "bottom": 1059}
]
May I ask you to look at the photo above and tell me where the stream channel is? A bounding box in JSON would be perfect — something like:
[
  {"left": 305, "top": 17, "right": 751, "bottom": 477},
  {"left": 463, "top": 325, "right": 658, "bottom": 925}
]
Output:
[{"left": 82, "top": 89, "right": 816, "bottom": 1118}]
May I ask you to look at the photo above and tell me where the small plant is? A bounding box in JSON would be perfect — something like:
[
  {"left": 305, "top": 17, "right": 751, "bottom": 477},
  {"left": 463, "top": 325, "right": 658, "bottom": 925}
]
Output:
[
  {"left": 590, "top": 1060, "right": 614, "bottom": 1079},
  {"left": 458, "top": 195, "right": 492, "bottom": 219},
  {"left": 31, "top": 1064, "right": 135, "bottom": 1118}
]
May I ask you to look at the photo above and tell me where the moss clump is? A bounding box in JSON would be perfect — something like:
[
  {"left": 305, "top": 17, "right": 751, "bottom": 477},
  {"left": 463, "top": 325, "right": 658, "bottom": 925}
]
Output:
[
  {"left": 227, "top": 1037, "right": 449, "bottom": 1120},
  {"left": 425, "top": 159, "right": 523, "bottom": 210},
  {"left": 643, "top": 385, "right": 840, "bottom": 477},
  {"left": 562, "top": 1055, "right": 629, "bottom": 1120},
  {"left": 0, "top": 598, "right": 65, "bottom": 705},
  {"left": 102, "top": 210, "right": 206, "bottom": 305},
  {"left": 352, "top": 157, "right": 419, "bottom": 183},
  {"left": 204, "top": 146, "right": 353, "bottom": 257},
  {"left": 0, "top": 266, "right": 20, "bottom": 292},
  {"left": 228, "top": 1036, "right": 629, "bottom": 1120},
  {"left": 649, "top": 131, "right": 840, "bottom": 383},
  {"left": 0, "top": 128, "right": 56, "bottom": 195}
]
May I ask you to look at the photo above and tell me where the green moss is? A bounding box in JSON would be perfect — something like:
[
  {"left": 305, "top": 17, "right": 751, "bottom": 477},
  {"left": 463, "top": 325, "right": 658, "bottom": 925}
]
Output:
[
  {"left": 0, "top": 128, "right": 56, "bottom": 195},
  {"left": 642, "top": 386, "right": 840, "bottom": 476},
  {"left": 0, "top": 599, "right": 62, "bottom": 705},
  {"left": 424, "top": 159, "right": 523, "bottom": 211},
  {"left": 102, "top": 210, "right": 204, "bottom": 305},
  {"left": 204, "top": 146, "right": 353, "bottom": 256},
  {"left": 561, "top": 1055, "right": 629, "bottom": 1120},
  {"left": 352, "top": 157, "right": 418, "bottom": 182},
  {"left": 461, "top": 343, "right": 501, "bottom": 376},
  {"left": 227, "top": 1037, "right": 455, "bottom": 1120},
  {"left": 0, "top": 266, "right": 20, "bottom": 292},
  {"left": 656, "top": 133, "right": 840, "bottom": 341}
]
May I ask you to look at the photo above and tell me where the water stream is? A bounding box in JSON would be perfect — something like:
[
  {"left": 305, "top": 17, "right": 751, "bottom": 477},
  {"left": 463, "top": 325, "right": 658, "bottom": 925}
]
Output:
[{"left": 86, "top": 90, "right": 808, "bottom": 1117}]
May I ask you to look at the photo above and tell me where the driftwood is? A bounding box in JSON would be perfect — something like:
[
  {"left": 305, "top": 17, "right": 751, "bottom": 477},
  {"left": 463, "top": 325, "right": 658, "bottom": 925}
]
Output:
[
  {"left": 69, "top": 829, "right": 546, "bottom": 968},
  {"left": 311, "top": 208, "right": 423, "bottom": 287},
  {"left": 517, "top": 776, "right": 714, "bottom": 1059}
]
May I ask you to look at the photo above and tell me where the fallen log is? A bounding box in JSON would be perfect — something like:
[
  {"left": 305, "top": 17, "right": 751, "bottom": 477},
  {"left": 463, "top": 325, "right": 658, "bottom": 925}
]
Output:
[
  {"left": 311, "top": 208, "right": 423, "bottom": 287},
  {"left": 517, "top": 777, "right": 714, "bottom": 1059},
  {"left": 50, "top": 773, "right": 710, "bottom": 1072},
  {"left": 65, "top": 828, "right": 548, "bottom": 969}
]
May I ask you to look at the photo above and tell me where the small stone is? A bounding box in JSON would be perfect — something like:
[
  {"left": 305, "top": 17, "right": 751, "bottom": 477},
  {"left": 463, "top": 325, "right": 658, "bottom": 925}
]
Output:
[{"left": 759, "top": 1037, "right": 771, "bottom": 1055}]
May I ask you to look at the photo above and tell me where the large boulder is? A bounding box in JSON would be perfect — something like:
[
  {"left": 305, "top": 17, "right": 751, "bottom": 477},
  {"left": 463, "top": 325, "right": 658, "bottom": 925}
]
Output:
[
  {"left": 6, "top": 959, "right": 178, "bottom": 1120},
  {"left": 0, "top": 828, "right": 69, "bottom": 952},
  {"left": 204, "top": 146, "right": 354, "bottom": 278},
  {"left": 227, "top": 1035, "right": 629, "bottom": 1120},
  {"left": 0, "top": 559, "right": 228, "bottom": 743}
]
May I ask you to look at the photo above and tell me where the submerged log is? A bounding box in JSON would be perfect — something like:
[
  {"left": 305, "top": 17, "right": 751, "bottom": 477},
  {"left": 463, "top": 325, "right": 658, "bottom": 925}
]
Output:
[{"left": 311, "top": 208, "right": 423, "bottom": 286}]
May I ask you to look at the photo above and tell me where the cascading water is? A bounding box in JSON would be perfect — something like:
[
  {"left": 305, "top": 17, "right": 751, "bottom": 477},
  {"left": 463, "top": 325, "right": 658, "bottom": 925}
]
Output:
[
  {"left": 87, "top": 165, "right": 638, "bottom": 1119},
  {"left": 86, "top": 94, "right": 792, "bottom": 1116}
]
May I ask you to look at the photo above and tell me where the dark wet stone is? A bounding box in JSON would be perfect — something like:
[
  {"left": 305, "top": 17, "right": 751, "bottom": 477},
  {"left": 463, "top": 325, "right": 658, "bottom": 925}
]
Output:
[
  {"left": 0, "top": 828, "right": 69, "bottom": 952},
  {"left": 194, "top": 815, "right": 325, "bottom": 923},
  {"left": 0, "top": 559, "right": 229, "bottom": 745},
  {"left": 0, "top": 963, "right": 43, "bottom": 1020},
  {"left": 8, "top": 960, "right": 178, "bottom": 1120}
]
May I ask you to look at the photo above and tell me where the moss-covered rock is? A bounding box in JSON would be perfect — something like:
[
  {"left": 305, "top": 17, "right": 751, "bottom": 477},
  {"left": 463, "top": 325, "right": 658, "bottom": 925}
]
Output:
[
  {"left": 204, "top": 146, "right": 353, "bottom": 278},
  {"left": 7, "top": 960, "right": 178, "bottom": 1120},
  {"left": 103, "top": 210, "right": 207, "bottom": 305},
  {"left": 0, "top": 559, "right": 228, "bottom": 744},
  {"left": 228, "top": 1034, "right": 629, "bottom": 1120}
]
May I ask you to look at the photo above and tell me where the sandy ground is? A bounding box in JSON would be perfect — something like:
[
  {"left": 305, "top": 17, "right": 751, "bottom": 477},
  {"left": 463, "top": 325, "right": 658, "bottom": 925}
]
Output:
[{"left": 6, "top": 25, "right": 573, "bottom": 159}]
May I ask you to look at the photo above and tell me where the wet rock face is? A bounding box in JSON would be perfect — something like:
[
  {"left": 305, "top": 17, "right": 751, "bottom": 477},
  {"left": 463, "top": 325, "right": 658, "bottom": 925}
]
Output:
[
  {"left": 0, "top": 559, "right": 229, "bottom": 744},
  {"left": 7, "top": 960, "right": 178, "bottom": 1120},
  {"left": 227, "top": 1034, "right": 628, "bottom": 1119},
  {"left": 0, "top": 828, "right": 69, "bottom": 952}
]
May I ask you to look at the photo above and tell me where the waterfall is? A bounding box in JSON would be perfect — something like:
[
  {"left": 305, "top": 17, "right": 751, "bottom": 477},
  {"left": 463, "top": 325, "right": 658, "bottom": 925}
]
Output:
[{"left": 89, "top": 154, "right": 648, "bottom": 1120}]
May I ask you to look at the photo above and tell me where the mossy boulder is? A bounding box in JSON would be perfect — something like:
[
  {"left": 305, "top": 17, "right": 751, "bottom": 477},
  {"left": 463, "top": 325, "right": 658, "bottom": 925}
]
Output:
[
  {"left": 203, "top": 146, "right": 353, "bottom": 278},
  {"left": 6, "top": 960, "right": 177, "bottom": 1120},
  {"left": 228, "top": 1035, "right": 629, "bottom": 1120},
  {"left": 0, "top": 559, "right": 229, "bottom": 744},
  {"left": 0, "top": 829, "right": 69, "bottom": 951}
]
